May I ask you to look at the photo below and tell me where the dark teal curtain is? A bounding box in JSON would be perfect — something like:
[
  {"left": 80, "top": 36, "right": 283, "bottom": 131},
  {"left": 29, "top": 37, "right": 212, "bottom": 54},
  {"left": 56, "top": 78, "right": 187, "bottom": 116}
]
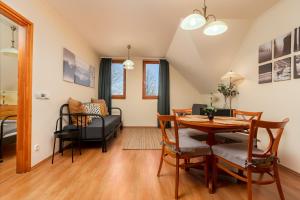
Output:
[
  {"left": 98, "top": 58, "right": 112, "bottom": 114},
  {"left": 158, "top": 59, "right": 170, "bottom": 127}
]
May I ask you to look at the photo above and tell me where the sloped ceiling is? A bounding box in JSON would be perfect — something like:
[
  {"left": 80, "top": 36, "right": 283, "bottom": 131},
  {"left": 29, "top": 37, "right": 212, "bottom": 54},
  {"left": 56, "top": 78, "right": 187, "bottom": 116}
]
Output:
[{"left": 45, "top": 0, "right": 279, "bottom": 92}]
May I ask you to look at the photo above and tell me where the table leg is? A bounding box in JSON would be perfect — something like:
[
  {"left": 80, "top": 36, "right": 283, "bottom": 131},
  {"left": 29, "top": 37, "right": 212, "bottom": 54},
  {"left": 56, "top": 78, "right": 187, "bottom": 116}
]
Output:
[{"left": 206, "top": 131, "right": 216, "bottom": 193}]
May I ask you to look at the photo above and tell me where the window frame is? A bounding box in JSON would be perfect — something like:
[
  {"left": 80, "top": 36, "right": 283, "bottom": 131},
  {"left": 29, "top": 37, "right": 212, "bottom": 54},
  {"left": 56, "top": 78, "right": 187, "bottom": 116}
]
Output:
[
  {"left": 142, "top": 60, "right": 160, "bottom": 99},
  {"left": 111, "top": 60, "right": 126, "bottom": 99}
]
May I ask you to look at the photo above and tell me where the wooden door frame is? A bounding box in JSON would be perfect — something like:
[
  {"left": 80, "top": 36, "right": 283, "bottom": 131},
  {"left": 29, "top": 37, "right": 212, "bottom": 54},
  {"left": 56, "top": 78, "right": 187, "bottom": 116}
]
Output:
[{"left": 0, "top": 2, "right": 33, "bottom": 173}]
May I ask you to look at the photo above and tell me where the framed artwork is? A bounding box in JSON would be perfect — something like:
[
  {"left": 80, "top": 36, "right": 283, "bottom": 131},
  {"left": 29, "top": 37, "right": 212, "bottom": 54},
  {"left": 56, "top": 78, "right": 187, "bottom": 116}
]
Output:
[
  {"left": 258, "top": 63, "right": 272, "bottom": 84},
  {"left": 294, "top": 27, "right": 300, "bottom": 52},
  {"left": 274, "top": 57, "right": 291, "bottom": 82},
  {"left": 259, "top": 41, "right": 272, "bottom": 63},
  {"left": 63, "top": 48, "right": 95, "bottom": 87},
  {"left": 294, "top": 55, "right": 300, "bottom": 79},
  {"left": 63, "top": 48, "right": 76, "bottom": 83},
  {"left": 274, "top": 32, "right": 291, "bottom": 58}
]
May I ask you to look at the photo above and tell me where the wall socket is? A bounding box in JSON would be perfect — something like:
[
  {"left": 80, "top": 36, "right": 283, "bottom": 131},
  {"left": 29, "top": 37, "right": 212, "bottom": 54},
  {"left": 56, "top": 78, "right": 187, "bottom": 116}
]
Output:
[{"left": 34, "top": 144, "right": 40, "bottom": 151}]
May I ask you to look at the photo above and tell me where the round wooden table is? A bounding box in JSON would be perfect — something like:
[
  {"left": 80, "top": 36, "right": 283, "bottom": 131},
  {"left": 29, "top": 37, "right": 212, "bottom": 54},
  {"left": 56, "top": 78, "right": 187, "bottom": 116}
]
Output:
[
  {"left": 177, "top": 115, "right": 250, "bottom": 193},
  {"left": 177, "top": 115, "right": 250, "bottom": 146}
]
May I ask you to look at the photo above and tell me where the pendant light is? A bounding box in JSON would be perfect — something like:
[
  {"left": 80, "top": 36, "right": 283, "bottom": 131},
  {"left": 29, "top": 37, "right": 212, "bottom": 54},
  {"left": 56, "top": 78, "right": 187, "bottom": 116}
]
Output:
[
  {"left": 180, "top": 0, "right": 228, "bottom": 36},
  {"left": 123, "top": 45, "right": 135, "bottom": 70},
  {"left": 0, "top": 25, "right": 18, "bottom": 55}
]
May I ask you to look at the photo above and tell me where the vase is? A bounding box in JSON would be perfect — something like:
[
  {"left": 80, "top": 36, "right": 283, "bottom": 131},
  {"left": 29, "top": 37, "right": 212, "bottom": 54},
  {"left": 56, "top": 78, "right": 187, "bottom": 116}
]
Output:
[
  {"left": 207, "top": 113, "right": 214, "bottom": 121},
  {"left": 223, "top": 96, "right": 229, "bottom": 109}
]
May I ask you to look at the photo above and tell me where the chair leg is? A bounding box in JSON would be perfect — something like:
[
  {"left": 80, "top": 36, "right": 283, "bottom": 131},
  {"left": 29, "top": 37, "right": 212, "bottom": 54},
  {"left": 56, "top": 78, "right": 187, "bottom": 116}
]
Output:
[
  {"left": 71, "top": 139, "right": 74, "bottom": 163},
  {"left": 61, "top": 140, "right": 64, "bottom": 156},
  {"left": 102, "top": 139, "right": 107, "bottom": 153},
  {"left": 51, "top": 137, "right": 56, "bottom": 164},
  {"left": 79, "top": 138, "right": 82, "bottom": 155},
  {"left": 211, "top": 155, "right": 218, "bottom": 193},
  {"left": 184, "top": 159, "right": 190, "bottom": 172},
  {"left": 175, "top": 156, "right": 180, "bottom": 200},
  {"left": 204, "top": 156, "right": 209, "bottom": 188},
  {"left": 157, "top": 145, "right": 165, "bottom": 177},
  {"left": 0, "top": 140, "right": 3, "bottom": 163},
  {"left": 274, "top": 163, "right": 285, "bottom": 200},
  {"left": 247, "top": 168, "right": 253, "bottom": 200}
]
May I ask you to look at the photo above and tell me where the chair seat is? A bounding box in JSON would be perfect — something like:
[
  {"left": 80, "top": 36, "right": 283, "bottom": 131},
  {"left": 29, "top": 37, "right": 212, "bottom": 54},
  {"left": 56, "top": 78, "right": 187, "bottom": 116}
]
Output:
[
  {"left": 212, "top": 143, "right": 264, "bottom": 168},
  {"left": 178, "top": 128, "right": 208, "bottom": 141},
  {"left": 165, "top": 134, "right": 211, "bottom": 156},
  {"left": 54, "top": 130, "right": 80, "bottom": 140},
  {"left": 215, "top": 132, "right": 248, "bottom": 143}
]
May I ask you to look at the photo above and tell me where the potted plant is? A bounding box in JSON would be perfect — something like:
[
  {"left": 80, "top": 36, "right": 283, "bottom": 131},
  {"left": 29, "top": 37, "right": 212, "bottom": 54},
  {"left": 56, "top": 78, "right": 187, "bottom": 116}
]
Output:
[
  {"left": 217, "top": 83, "right": 239, "bottom": 109},
  {"left": 203, "top": 106, "right": 217, "bottom": 121}
]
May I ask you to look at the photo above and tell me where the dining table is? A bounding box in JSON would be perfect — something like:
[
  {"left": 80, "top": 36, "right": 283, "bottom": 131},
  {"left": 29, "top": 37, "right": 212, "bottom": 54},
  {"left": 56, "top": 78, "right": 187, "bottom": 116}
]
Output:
[{"left": 176, "top": 115, "right": 250, "bottom": 192}]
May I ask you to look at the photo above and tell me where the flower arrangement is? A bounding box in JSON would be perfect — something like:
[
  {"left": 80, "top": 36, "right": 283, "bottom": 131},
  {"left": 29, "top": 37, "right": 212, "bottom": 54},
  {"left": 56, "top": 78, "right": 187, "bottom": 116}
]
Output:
[{"left": 203, "top": 106, "right": 217, "bottom": 121}]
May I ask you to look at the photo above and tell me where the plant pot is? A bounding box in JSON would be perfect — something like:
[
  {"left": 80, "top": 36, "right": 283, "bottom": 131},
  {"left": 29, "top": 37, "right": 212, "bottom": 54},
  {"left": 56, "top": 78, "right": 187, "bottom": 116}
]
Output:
[{"left": 207, "top": 113, "right": 214, "bottom": 121}]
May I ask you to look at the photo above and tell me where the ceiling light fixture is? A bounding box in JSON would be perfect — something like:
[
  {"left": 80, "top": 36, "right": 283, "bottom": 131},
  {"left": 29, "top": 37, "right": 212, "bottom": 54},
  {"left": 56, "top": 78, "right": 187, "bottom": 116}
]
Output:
[
  {"left": 0, "top": 25, "right": 18, "bottom": 55},
  {"left": 180, "top": 0, "right": 228, "bottom": 36},
  {"left": 123, "top": 45, "right": 134, "bottom": 70}
]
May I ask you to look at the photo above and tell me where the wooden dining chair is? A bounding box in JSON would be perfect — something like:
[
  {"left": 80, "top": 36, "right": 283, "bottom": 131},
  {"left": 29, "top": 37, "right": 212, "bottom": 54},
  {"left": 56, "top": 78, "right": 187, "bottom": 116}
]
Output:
[
  {"left": 157, "top": 114, "right": 211, "bottom": 199},
  {"left": 216, "top": 110, "right": 263, "bottom": 144},
  {"left": 173, "top": 109, "right": 208, "bottom": 141},
  {"left": 212, "top": 118, "right": 289, "bottom": 200}
]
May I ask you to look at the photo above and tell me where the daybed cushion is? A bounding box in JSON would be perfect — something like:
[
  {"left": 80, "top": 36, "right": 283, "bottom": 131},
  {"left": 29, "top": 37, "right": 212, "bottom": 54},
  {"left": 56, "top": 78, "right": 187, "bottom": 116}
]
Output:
[
  {"left": 64, "top": 115, "right": 121, "bottom": 139},
  {"left": 212, "top": 143, "right": 264, "bottom": 168},
  {"left": 178, "top": 128, "right": 208, "bottom": 141}
]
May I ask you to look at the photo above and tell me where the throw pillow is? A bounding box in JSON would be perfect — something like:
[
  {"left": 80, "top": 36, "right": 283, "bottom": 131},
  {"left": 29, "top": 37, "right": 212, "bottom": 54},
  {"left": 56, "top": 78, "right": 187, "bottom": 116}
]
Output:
[
  {"left": 83, "top": 103, "right": 102, "bottom": 119},
  {"left": 68, "top": 97, "right": 89, "bottom": 126},
  {"left": 91, "top": 98, "right": 109, "bottom": 116}
]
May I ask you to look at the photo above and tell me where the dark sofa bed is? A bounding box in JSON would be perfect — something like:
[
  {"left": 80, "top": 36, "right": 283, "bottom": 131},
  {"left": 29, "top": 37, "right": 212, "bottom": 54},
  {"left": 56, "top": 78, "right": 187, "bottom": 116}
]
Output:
[{"left": 58, "top": 104, "right": 123, "bottom": 152}]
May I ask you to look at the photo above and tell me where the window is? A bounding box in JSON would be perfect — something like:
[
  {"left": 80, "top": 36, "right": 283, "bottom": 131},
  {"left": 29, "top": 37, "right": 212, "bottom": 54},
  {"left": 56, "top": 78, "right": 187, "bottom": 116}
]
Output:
[
  {"left": 111, "top": 60, "right": 126, "bottom": 99},
  {"left": 143, "top": 60, "right": 159, "bottom": 99}
]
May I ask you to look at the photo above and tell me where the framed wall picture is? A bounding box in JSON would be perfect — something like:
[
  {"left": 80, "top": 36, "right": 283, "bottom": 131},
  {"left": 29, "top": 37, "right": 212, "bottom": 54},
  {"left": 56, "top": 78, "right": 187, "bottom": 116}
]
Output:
[
  {"left": 274, "top": 32, "right": 291, "bottom": 58},
  {"left": 294, "top": 27, "right": 300, "bottom": 52},
  {"left": 63, "top": 48, "right": 76, "bottom": 83},
  {"left": 274, "top": 57, "right": 291, "bottom": 82},
  {"left": 294, "top": 55, "right": 300, "bottom": 79},
  {"left": 259, "top": 41, "right": 272, "bottom": 63},
  {"left": 74, "top": 57, "right": 91, "bottom": 87},
  {"left": 258, "top": 63, "right": 272, "bottom": 84}
]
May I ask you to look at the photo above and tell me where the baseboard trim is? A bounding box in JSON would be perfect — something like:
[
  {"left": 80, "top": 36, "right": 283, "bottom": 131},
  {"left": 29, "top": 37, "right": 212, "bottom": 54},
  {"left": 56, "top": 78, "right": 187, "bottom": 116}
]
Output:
[{"left": 279, "top": 164, "right": 300, "bottom": 176}]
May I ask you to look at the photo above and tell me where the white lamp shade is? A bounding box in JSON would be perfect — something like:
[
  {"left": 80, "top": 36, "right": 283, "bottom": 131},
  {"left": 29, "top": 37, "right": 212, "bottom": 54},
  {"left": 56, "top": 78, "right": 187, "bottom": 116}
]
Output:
[
  {"left": 203, "top": 20, "right": 228, "bottom": 36},
  {"left": 0, "top": 47, "right": 18, "bottom": 55},
  {"left": 123, "top": 59, "right": 135, "bottom": 70},
  {"left": 221, "top": 71, "right": 244, "bottom": 82},
  {"left": 180, "top": 13, "right": 206, "bottom": 30}
]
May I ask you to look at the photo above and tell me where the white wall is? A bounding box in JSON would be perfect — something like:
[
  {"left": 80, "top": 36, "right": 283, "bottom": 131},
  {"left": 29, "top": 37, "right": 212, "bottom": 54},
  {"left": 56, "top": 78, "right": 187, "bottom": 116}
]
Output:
[
  {"left": 112, "top": 58, "right": 204, "bottom": 126},
  {"left": 0, "top": 18, "right": 18, "bottom": 104},
  {"left": 3, "top": 0, "right": 99, "bottom": 166},
  {"left": 229, "top": 0, "right": 300, "bottom": 173}
]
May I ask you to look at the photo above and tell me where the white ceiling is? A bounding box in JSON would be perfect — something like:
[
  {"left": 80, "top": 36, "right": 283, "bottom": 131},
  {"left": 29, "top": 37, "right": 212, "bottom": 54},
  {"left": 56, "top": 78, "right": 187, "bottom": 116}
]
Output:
[{"left": 45, "top": 0, "right": 279, "bottom": 92}]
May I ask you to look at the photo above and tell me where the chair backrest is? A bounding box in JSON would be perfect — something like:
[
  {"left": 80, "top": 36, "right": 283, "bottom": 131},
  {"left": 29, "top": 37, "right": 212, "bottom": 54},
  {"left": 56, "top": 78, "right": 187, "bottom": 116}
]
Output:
[
  {"left": 157, "top": 114, "right": 179, "bottom": 151},
  {"left": 172, "top": 109, "right": 192, "bottom": 117},
  {"left": 247, "top": 118, "right": 289, "bottom": 163},
  {"left": 233, "top": 109, "right": 263, "bottom": 121},
  {"left": 192, "top": 104, "right": 207, "bottom": 115}
]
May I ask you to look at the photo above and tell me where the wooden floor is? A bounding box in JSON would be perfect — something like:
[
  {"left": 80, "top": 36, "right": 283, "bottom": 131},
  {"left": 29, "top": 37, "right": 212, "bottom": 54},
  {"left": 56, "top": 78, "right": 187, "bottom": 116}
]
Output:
[
  {"left": 0, "top": 142, "right": 16, "bottom": 183},
  {"left": 0, "top": 127, "right": 299, "bottom": 200}
]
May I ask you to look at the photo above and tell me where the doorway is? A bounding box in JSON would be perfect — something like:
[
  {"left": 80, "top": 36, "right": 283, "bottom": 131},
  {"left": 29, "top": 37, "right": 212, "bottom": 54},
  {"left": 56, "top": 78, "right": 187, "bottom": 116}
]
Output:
[{"left": 0, "top": 2, "right": 33, "bottom": 173}]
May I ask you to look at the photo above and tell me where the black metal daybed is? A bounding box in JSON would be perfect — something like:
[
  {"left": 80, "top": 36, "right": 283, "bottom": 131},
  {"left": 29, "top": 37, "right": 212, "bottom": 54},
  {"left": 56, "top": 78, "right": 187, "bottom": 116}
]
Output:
[{"left": 57, "top": 104, "right": 123, "bottom": 153}]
